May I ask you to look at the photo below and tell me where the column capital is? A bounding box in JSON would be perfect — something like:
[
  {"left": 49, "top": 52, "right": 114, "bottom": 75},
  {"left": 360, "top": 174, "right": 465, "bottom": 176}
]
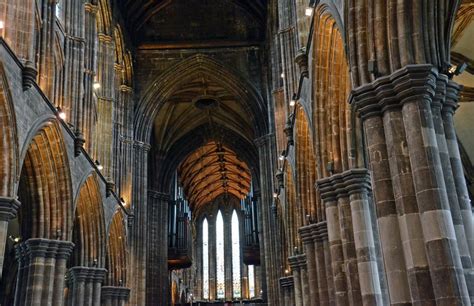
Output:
[
  {"left": 279, "top": 276, "right": 294, "bottom": 288},
  {"left": 133, "top": 140, "right": 151, "bottom": 152},
  {"left": 18, "top": 238, "right": 74, "bottom": 259},
  {"left": 147, "top": 190, "right": 170, "bottom": 201},
  {"left": 317, "top": 168, "right": 371, "bottom": 201},
  {"left": 350, "top": 64, "right": 441, "bottom": 119},
  {"left": 101, "top": 286, "right": 131, "bottom": 300},
  {"left": 299, "top": 223, "right": 317, "bottom": 244},
  {"left": 444, "top": 79, "right": 462, "bottom": 114},
  {"left": 288, "top": 254, "right": 307, "bottom": 269},
  {"left": 253, "top": 133, "right": 274, "bottom": 148},
  {"left": 67, "top": 266, "right": 107, "bottom": 283},
  {"left": 0, "top": 197, "right": 20, "bottom": 221}
]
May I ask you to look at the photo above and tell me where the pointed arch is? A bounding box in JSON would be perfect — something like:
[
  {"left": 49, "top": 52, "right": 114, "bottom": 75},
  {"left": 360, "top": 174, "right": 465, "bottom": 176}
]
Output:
[
  {"left": 202, "top": 217, "right": 209, "bottom": 300},
  {"left": 215, "top": 210, "right": 225, "bottom": 299},
  {"left": 134, "top": 54, "right": 268, "bottom": 142},
  {"left": 312, "top": 7, "right": 359, "bottom": 178},
  {"left": 231, "top": 210, "right": 241, "bottom": 298},
  {"left": 106, "top": 210, "right": 128, "bottom": 286},
  {"left": 0, "top": 61, "right": 19, "bottom": 197},
  {"left": 295, "top": 104, "right": 321, "bottom": 222},
  {"left": 70, "top": 173, "right": 106, "bottom": 267},
  {"left": 17, "top": 120, "right": 73, "bottom": 240}
]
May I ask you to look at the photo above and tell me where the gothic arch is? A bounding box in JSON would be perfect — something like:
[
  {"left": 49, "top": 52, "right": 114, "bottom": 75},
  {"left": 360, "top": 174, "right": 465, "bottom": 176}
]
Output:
[
  {"left": 17, "top": 119, "right": 73, "bottom": 240},
  {"left": 294, "top": 104, "right": 321, "bottom": 222},
  {"left": 106, "top": 210, "right": 128, "bottom": 286},
  {"left": 312, "top": 7, "right": 360, "bottom": 178},
  {"left": 283, "top": 164, "right": 299, "bottom": 257},
  {"left": 134, "top": 54, "right": 269, "bottom": 143},
  {"left": 70, "top": 173, "right": 106, "bottom": 267},
  {"left": 0, "top": 61, "right": 19, "bottom": 197}
]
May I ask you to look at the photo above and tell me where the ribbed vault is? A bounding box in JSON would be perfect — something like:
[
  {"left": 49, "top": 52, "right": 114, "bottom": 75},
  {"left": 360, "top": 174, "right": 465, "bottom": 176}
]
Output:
[
  {"left": 177, "top": 141, "right": 251, "bottom": 212},
  {"left": 119, "top": 0, "right": 267, "bottom": 45}
]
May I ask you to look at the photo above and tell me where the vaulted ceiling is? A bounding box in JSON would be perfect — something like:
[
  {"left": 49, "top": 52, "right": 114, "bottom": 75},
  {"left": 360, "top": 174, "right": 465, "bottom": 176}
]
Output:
[
  {"left": 177, "top": 142, "right": 251, "bottom": 212},
  {"left": 118, "top": 0, "right": 267, "bottom": 46}
]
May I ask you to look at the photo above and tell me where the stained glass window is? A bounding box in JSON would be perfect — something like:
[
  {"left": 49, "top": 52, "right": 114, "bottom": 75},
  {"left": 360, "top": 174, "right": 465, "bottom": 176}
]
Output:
[
  {"left": 248, "top": 264, "right": 255, "bottom": 298},
  {"left": 231, "top": 210, "right": 241, "bottom": 298},
  {"left": 202, "top": 218, "right": 209, "bottom": 300},
  {"left": 216, "top": 211, "right": 225, "bottom": 299}
]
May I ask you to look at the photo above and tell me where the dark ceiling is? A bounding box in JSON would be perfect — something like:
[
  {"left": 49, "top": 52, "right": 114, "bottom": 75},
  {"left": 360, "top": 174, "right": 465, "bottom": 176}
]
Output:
[{"left": 118, "top": 0, "right": 267, "bottom": 47}]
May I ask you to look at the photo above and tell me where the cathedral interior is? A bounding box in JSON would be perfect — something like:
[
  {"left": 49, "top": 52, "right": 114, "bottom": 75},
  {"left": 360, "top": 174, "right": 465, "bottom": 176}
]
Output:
[{"left": 0, "top": 0, "right": 474, "bottom": 305}]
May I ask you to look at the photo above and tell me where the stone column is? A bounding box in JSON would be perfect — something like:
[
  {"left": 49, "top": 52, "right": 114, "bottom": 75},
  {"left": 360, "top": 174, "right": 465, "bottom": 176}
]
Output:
[
  {"left": 101, "top": 286, "right": 130, "bottom": 306},
  {"left": 351, "top": 65, "right": 472, "bottom": 305},
  {"left": 62, "top": 0, "right": 85, "bottom": 130},
  {"left": 317, "top": 190, "right": 348, "bottom": 306},
  {"left": 128, "top": 141, "right": 150, "bottom": 305},
  {"left": 346, "top": 171, "right": 384, "bottom": 305},
  {"left": 299, "top": 225, "right": 317, "bottom": 305},
  {"left": 350, "top": 90, "right": 414, "bottom": 305},
  {"left": 312, "top": 222, "right": 331, "bottom": 305},
  {"left": 279, "top": 276, "right": 294, "bottom": 306},
  {"left": 36, "top": 0, "right": 56, "bottom": 98},
  {"left": 14, "top": 238, "right": 74, "bottom": 306},
  {"left": 254, "top": 134, "right": 279, "bottom": 304},
  {"left": 0, "top": 197, "right": 20, "bottom": 279},
  {"left": 288, "top": 255, "right": 303, "bottom": 306},
  {"left": 146, "top": 190, "right": 169, "bottom": 305},
  {"left": 67, "top": 266, "right": 107, "bottom": 306}
]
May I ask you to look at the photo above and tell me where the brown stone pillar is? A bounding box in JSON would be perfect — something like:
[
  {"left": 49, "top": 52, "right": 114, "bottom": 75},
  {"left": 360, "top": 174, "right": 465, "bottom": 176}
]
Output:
[
  {"left": 397, "top": 66, "right": 470, "bottom": 304},
  {"left": 0, "top": 197, "right": 20, "bottom": 279},
  {"left": 14, "top": 238, "right": 74, "bottom": 306},
  {"left": 101, "top": 286, "right": 130, "bottom": 306},
  {"left": 318, "top": 193, "right": 349, "bottom": 306},
  {"left": 299, "top": 225, "right": 318, "bottom": 305},
  {"left": 146, "top": 191, "right": 169, "bottom": 305},
  {"left": 351, "top": 65, "right": 472, "bottom": 305},
  {"left": 288, "top": 255, "right": 302, "bottom": 306},
  {"left": 444, "top": 81, "right": 474, "bottom": 261},
  {"left": 312, "top": 222, "right": 331, "bottom": 305},
  {"left": 279, "top": 276, "right": 294, "bottom": 306},
  {"left": 67, "top": 267, "right": 107, "bottom": 306}
]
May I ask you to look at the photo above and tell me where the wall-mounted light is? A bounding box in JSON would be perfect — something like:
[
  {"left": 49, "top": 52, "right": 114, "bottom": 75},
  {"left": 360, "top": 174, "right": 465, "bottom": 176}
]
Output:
[
  {"left": 95, "top": 160, "right": 103, "bottom": 170},
  {"left": 8, "top": 235, "right": 20, "bottom": 243},
  {"left": 56, "top": 106, "right": 66, "bottom": 120},
  {"left": 448, "top": 62, "right": 468, "bottom": 77},
  {"left": 273, "top": 191, "right": 279, "bottom": 199},
  {"left": 93, "top": 82, "right": 101, "bottom": 90},
  {"left": 305, "top": 7, "right": 313, "bottom": 16},
  {"left": 280, "top": 72, "right": 285, "bottom": 79},
  {"left": 289, "top": 96, "right": 296, "bottom": 107},
  {"left": 279, "top": 149, "right": 286, "bottom": 161}
]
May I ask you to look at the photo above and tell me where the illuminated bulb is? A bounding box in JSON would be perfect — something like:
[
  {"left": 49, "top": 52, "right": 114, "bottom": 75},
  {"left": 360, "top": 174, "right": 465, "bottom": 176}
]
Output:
[
  {"left": 14, "top": 237, "right": 20, "bottom": 243},
  {"left": 289, "top": 99, "right": 296, "bottom": 106},
  {"left": 305, "top": 7, "right": 313, "bottom": 16},
  {"left": 57, "top": 107, "right": 66, "bottom": 120},
  {"left": 0, "top": 20, "right": 4, "bottom": 29},
  {"left": 95, "top": 160, "right": 103, "bottom": 170},
  {"left": 449, "top": 65, "right": 457, "bottom": 74},
  {"left": 273, "top": 192, "right": 278, "bottom": 199},
  {"left": 279, "top": 155, "right": 285, "bottom": 161},
  {"left": 93, "top": 82, "right": 101, "bottom": 90},
  {"left": 281, "top": 72, "right": 285, "bottom": 79}
]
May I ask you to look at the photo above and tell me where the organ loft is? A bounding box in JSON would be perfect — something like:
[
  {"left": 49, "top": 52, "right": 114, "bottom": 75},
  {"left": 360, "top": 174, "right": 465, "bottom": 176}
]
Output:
[{"left": 0, "top": 0, "right": 473, "bottom": 305}]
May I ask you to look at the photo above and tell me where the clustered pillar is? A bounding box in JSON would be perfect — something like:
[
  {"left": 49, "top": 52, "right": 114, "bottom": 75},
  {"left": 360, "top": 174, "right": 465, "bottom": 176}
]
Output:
[
  {"left": 66, "top": 266, "right": 107, "bottom": 306},
  {"left": 14, "top": 238, "right": 74, "bottom": 306},
  {"left": 101, "top": 286, "right": 130, "bottom": 306},
  {"left": 350, "top": 65, "right": 473, "bottom": 305},
  {"left": 317, "top": 169, "right": 384, "bottom": 306},
  {"left": 279, "top": 276, "right": 294, "bottom": 305},
  {"left": 288, "top": 254, "right": 308, "bottom": 306},
  {"left": 0, "top": 197, "right": 20, "bottom": 279}
]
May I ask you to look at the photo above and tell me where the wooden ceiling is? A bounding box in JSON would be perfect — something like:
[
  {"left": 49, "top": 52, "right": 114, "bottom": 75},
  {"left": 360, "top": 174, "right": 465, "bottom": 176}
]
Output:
[{"left": 177, "top": 141, "right": 251, "bottom": 212}]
